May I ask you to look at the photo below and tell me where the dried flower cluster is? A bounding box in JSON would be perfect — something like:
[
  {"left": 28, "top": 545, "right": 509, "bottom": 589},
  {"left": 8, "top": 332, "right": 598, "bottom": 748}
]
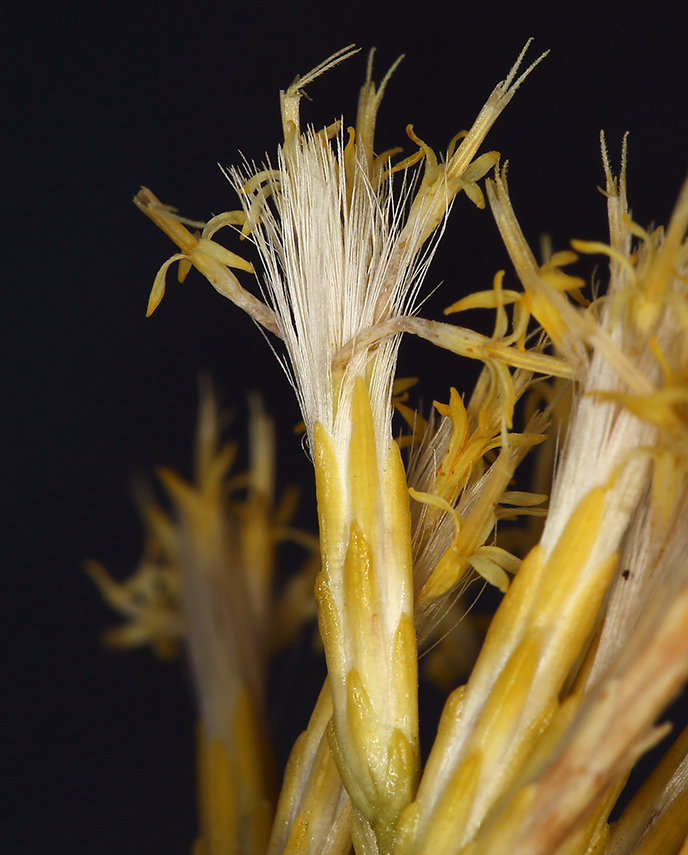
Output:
[{"left": 93, "top": 44, "right": 688, "bottom": 855}]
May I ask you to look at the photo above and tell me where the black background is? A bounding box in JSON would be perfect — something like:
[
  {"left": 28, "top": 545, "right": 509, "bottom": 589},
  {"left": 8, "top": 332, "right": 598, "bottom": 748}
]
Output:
[{"left": 6, "top": 1, "right": 688, "bottom": 852}]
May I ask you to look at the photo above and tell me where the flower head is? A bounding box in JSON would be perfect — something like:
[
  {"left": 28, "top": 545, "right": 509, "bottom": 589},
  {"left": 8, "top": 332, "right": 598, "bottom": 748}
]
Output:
[{"left": 107, "top": 43, "right": 688, "bottom": 855}]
